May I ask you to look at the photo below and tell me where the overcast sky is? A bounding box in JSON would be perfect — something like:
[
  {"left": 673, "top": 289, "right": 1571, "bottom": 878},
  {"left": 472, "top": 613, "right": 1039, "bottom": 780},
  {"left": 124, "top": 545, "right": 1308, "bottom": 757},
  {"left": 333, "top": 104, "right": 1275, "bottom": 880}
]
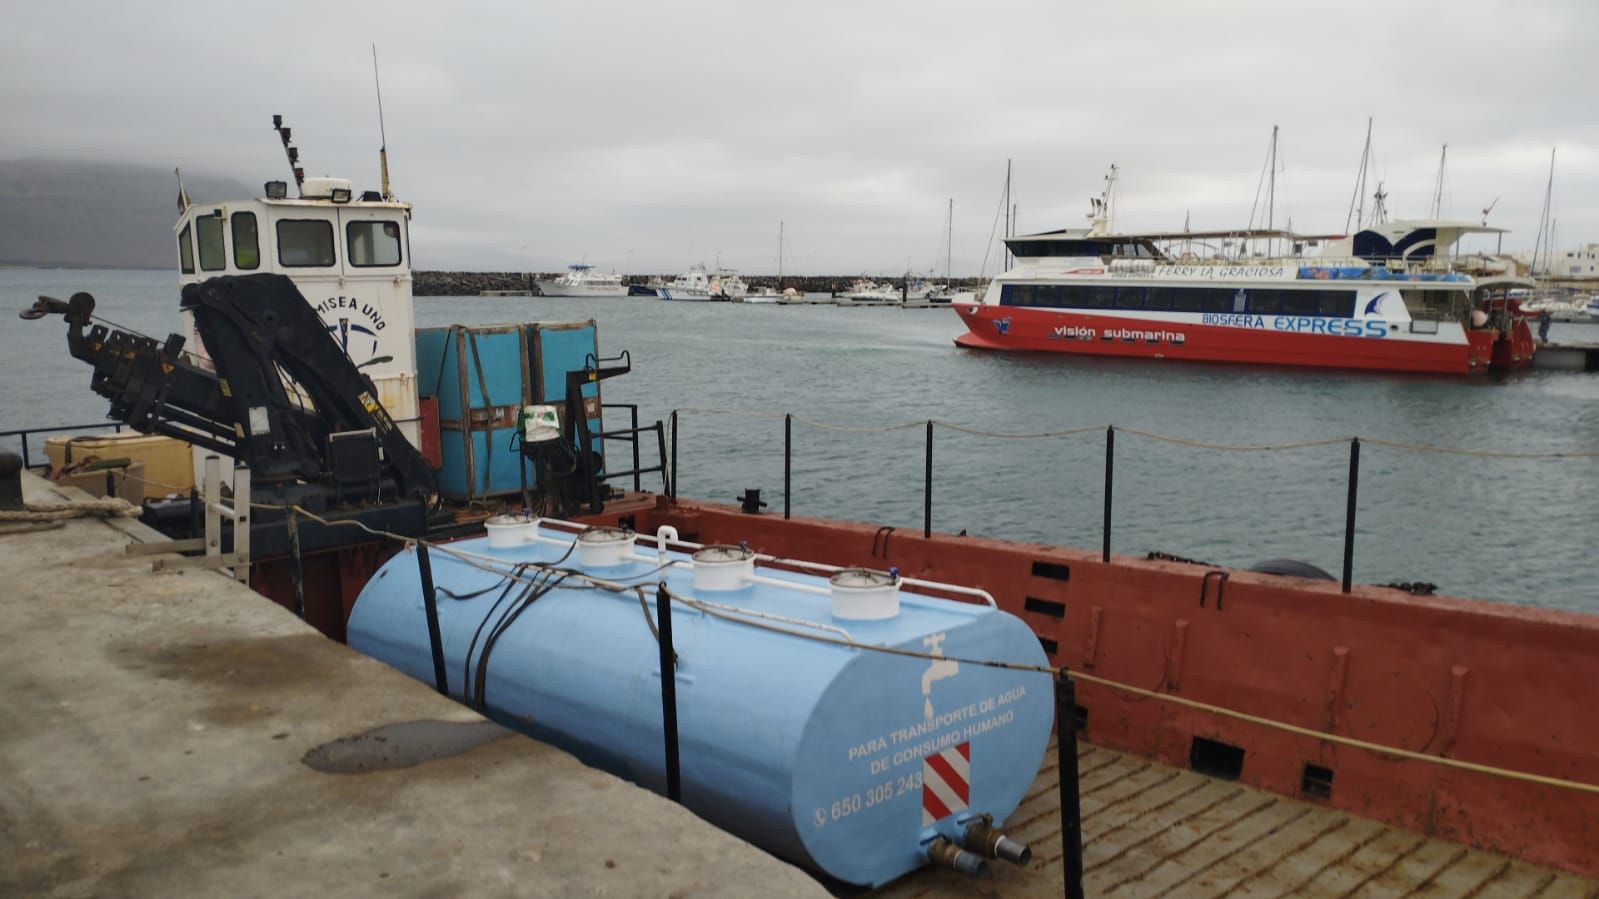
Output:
[{"left": 3, "top": 0, "right": 1594, "bottom": 274}]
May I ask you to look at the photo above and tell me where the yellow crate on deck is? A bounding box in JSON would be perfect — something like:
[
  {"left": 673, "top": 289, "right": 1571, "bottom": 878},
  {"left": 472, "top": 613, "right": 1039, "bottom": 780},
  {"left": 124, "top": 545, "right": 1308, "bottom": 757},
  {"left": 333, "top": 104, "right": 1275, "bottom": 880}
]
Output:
[{"left": 44, "top": 433, "right": 194, "bottom": 500}]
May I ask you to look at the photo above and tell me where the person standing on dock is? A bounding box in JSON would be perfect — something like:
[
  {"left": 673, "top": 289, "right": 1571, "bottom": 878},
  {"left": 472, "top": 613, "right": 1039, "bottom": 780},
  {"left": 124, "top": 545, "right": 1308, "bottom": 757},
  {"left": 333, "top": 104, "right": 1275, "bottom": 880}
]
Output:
[{"left": 1538, "top": 309, "right": 1553, "bottom": 343}]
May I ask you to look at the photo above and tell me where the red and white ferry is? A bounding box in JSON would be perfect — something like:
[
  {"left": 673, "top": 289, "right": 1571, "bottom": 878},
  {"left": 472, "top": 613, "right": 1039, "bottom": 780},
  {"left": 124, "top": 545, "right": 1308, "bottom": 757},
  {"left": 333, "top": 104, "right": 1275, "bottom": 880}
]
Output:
[{"left": 954, "top": 184, "right": 1534, "bottom": 374}]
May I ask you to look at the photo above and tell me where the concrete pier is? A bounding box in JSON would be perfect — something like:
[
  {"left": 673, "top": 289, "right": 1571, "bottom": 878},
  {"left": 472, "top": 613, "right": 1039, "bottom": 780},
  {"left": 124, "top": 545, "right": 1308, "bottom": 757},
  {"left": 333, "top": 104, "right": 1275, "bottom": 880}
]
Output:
[
  {"left": 1533, "top": 342, "right": 1599, "bottom": 371},
  {"left": 0, "top": 474, "right": 824, "bottom": 897}
]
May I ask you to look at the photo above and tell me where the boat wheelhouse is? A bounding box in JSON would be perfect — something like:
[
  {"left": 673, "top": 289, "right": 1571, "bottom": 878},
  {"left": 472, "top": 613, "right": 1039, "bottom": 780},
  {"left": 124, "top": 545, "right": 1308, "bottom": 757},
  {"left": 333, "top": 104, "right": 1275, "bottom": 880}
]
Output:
[
  {"left": 954, "top": 215, "right": 1534, "bottom": 373},
  {"left": 174, "top": 173, "right": 421, "bottom": 444}
]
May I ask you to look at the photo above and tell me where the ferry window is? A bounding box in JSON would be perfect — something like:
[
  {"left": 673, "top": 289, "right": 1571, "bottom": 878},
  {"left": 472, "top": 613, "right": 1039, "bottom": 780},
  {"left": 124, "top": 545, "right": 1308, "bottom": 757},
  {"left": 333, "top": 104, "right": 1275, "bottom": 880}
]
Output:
[
  {"left": 1001, "top": 284, "right": 1034, "bottom": 306},
  {"left": 1079, "top": 285, "right": 1115, "bottom": 308},
  {"left": 1034, "top": 285, "right": 1064, "bottom": 307},
  {"left": 177, "top": 224, "right": 194, "bottom": 274},
  {"left": 1204, "top": 289, "right": 1235, "bottom": 313},
  {"left": 1144, "top": 286, "right": 1175, "bottom": 310},
  {"left": 1171, "top": 288, "right": 1204, "bottom": 311},
  {"left": 1114, "top": 286, "right": 1146, "bottom": 309},
  {"left": 231, "top": 212, "right": 260, "bottom": 270},
  {"left": 1279, "top": 291, "right": 1319, "bottom": 316},
  {"left": 196, "top": 213, "right": 225, "bottom": 272},
  {"left": 276, "top": 219, "right": 336, "bottom": 267},
  {"left": 1318, "top": 291, "right": 1355, "bottom": 316},
  {"left": 1246, "top": 290, "right": 1284, "bottom": 315},
  {"left": 347, "top": 220, "right": 403, "bottom": 267}
]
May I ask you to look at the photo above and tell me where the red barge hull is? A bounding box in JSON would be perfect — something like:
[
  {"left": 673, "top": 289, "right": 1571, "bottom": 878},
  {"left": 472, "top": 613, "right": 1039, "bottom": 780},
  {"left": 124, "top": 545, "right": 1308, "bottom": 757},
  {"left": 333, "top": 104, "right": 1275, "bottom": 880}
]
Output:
[
  {"left": 251, "top": 493, "right": 1598, "bottom": 879},
  {"left": 953, "top": 303, "right": 1535, "bottom": 373}
]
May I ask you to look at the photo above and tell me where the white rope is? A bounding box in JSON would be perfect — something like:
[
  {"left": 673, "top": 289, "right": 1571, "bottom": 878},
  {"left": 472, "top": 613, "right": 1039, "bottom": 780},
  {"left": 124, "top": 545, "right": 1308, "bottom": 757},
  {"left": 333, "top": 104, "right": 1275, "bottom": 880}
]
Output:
[{"left": 0, "top": 497, "right": 140, "bottom": 522}]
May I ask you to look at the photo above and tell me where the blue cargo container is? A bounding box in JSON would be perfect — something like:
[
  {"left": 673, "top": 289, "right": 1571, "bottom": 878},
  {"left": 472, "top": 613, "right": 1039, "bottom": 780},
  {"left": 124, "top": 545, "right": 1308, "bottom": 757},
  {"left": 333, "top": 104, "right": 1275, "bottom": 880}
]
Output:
[
  {"left": 348, "top": 526, "right": 1055, "bottom": 886},
  {"left": 416, "top": 322, "right": 604, "bottom": 501}
]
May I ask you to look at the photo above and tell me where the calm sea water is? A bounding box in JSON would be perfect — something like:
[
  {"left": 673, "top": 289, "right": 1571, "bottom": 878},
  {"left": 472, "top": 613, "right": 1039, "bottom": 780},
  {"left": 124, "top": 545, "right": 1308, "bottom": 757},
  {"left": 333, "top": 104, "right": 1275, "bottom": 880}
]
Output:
[{"left": 4, "top": 267, "right": 1597, "bottom": 612}]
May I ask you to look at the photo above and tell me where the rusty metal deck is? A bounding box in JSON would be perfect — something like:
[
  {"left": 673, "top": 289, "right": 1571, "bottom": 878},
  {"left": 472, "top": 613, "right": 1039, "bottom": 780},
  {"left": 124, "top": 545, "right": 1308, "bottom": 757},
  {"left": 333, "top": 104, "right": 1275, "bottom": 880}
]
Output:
[{"left": 874, "top": 738, "right": 1599, "bottom": 898}]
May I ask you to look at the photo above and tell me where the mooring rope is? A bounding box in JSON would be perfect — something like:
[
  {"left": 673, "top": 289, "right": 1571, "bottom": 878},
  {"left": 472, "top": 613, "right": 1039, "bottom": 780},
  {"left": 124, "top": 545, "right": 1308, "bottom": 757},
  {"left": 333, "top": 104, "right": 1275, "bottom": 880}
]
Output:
[{"left": 0, "top": 497, "right": 141, "bottom": 521}]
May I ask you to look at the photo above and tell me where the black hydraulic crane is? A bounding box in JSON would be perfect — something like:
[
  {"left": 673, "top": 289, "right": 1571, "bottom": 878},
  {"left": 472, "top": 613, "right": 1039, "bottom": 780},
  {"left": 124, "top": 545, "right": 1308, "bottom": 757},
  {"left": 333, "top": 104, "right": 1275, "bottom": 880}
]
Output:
[{"left": 24, "top": 273, "right": 439, "bottom": 555}]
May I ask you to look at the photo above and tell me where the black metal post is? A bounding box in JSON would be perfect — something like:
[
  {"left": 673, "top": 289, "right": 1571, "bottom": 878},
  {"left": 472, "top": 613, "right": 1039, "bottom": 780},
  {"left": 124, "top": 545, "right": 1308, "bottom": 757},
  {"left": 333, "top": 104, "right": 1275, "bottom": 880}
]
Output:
[
  {"left": 286, "top": 509, "right": 306, "bottom": 619},
  {"left": 1102, "top": 426, "right": 1115, "bottom": 563},
  {"left": 784, "top": 413, "right": 792, "bottom": 520},
  {"left": 654, "top": 423, "right": 669, "bottom": 493},
  {"left": 1342, "top": 438, "right": 1360, "bottom": 593},
  {"left": 924, "top": 420, "right": 934, "bottom": 539},
  {"left": 415, "top": 543, "right": 449, "bottom": 695},
  {"left": 630, "top": 405, "right": 642, "bottom": 492},
  {"left": 656, "top": 583, "right": 682, "bottom": 802},
  {"left": 1056, "top": 671, "right": 1085, "bottom": 899},
  {"left": 668, "top": 411, "right": 678, "bottom": 500},
  {"left": 19, "top": 437, "right": 30, "bottom": 471}
]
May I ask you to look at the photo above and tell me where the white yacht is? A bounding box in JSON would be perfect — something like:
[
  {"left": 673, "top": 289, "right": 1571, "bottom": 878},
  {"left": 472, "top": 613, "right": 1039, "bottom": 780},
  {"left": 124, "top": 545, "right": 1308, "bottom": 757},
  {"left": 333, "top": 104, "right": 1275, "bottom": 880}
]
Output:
[
  {"left": 837, "top": 279, "right": 900, "bottom": 307},
  {"left": 711, "top": 267, "right": 748, "bottom": 301},
  {"left": 743, "top": 286, "right": 782, "bottom": 304},
  {"left": 660, "top": 263, "right": 713, "bottom": 301},
  {"left": 536, "top": 263, "right": 627, "bottom": 298}
]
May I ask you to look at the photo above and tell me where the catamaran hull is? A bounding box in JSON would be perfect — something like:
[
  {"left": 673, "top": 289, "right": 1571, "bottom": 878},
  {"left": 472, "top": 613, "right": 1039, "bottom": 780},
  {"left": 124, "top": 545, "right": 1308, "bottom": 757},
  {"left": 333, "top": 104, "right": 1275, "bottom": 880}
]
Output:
[
  {"left": 536, "top": 281, "right": 628, "bottom": 298},
  {"left": 953, "top": 303, "right": 1534, "bottom": 374}
]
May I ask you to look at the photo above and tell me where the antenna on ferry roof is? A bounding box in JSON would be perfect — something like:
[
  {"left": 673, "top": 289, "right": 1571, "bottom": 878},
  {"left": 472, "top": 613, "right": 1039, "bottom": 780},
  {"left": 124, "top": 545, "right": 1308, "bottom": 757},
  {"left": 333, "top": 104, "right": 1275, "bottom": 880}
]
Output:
[
  {"left": 372, "top": 44, "right": 392, "bottom": 201},
  {"left": 272, "top": 114, "right": 305, "bottom": 196},
  {"left": 174, "top": 167, "right": 191, "bottom": 214},
  {"left": 1480, "top": 197, "right": 1498, "bottom": 226}
]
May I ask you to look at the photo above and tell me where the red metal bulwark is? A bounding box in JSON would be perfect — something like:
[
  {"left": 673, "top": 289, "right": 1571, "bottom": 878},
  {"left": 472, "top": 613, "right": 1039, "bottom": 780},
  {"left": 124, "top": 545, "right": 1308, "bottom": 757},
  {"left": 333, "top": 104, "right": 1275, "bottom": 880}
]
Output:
[{"left": 589, "top": 496, "right": 1599, "bottom": 879}]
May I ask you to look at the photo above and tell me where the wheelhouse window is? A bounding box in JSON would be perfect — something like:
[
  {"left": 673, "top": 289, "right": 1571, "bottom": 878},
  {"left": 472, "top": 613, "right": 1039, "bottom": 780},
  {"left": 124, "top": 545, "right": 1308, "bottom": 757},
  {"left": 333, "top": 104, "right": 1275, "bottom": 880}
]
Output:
[
  {"left": 177, "top": 224, "right": 194, "bottom": 274},
  {"left": 196, "top": 213, "right": 226, "bottom": 271},
  {"left": 276, "top": 219, "right": 336, "bottom": 267},
  {"left": 232, "top": 212, "right": 260, "bottom": 270},
  {"left": 347, "top": 220, "right": 403, "bottom": 267}
]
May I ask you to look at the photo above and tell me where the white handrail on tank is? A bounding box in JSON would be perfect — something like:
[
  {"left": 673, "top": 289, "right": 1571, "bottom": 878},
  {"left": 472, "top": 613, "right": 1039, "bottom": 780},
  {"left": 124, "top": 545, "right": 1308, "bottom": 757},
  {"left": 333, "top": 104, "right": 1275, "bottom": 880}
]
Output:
[
  {"left": 684, "top": 596, "right": 857, "bottom": 644},
  {"left": 522, "top": 518, "right": 999, "bottom": 609}
]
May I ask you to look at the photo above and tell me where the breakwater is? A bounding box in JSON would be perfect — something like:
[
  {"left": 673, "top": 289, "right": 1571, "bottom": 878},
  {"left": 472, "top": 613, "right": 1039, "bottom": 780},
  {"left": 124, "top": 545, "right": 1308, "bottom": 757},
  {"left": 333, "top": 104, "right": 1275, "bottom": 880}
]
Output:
[{"left": 415, "top": 271, "right": 987, "bottom": 297}]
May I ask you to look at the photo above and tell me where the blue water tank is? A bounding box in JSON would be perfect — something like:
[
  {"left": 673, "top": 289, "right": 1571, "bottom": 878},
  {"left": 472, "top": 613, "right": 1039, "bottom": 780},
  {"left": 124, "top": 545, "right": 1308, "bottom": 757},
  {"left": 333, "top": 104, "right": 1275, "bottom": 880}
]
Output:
[{"left": 347, "top": 523, "right": 1055, "bottom": 886}]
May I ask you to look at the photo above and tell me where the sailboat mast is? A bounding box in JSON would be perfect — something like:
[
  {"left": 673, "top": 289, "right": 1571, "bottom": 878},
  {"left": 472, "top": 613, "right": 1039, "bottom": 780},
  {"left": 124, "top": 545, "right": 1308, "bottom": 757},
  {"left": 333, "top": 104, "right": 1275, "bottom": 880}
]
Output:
[
  {"left": 1532, "top": 148, "right": 1555, "bottom": 277},
  {"left": 946, "top": 197, "right": 953, "bottom": 284},
  {"left": 1004, "top": 159, "right": 1013, "bottom": 269},
  {"left": 778, "top": 221, "right": 784, "bottom": 289},
  {"left": 1430, "top": 144, "right": 1449, "bottom": 218},
  {"left": 1346, "top": 117, "right": 1372, "bottom": 233}
]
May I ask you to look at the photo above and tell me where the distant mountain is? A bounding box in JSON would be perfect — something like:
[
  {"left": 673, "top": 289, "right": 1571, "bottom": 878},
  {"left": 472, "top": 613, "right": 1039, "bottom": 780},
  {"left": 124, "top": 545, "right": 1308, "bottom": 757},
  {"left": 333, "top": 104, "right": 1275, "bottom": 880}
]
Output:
[{"left": 0, "top": 159, "right": 254, "bottom": 269}]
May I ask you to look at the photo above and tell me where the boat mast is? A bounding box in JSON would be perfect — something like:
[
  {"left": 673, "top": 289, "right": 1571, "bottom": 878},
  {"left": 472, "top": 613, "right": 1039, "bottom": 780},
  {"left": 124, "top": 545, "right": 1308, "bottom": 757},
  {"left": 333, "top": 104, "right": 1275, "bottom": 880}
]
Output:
[
  {"left": 778, "top": 221, "right": 784, "bottom": 290},
  {"left": 1003, "top": 159, "right": 1013, "bottom": 269},
  {"left": 1346, "top": 117, "right": 1372, "bottom": 233},
  {"left": 372, "top": 45, "right": 392, "bottom": 201},
  {"left": 1429, "top": 143, "right": 1448, "bottom": 219},
  {"left": 946, "top": 197, "right": 953, "bottom": 285},
  {"left": 1531, "top": 147, "right": 1555, "bottom": 278}
]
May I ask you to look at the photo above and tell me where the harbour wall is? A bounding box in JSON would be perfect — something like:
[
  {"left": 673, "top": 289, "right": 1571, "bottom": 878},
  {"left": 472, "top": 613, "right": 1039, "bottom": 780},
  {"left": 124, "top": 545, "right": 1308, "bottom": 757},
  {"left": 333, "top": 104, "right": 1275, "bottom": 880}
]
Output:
[{"left": 415, "top": 271, "right": 987, "bottom": 297}]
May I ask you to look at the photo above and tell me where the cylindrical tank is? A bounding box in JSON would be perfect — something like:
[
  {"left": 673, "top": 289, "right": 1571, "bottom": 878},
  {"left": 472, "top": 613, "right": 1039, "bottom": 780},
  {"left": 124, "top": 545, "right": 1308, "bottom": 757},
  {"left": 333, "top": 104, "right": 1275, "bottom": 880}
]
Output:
[{"left": 348, "top": 527, "right": 1054, "bottom": 887}]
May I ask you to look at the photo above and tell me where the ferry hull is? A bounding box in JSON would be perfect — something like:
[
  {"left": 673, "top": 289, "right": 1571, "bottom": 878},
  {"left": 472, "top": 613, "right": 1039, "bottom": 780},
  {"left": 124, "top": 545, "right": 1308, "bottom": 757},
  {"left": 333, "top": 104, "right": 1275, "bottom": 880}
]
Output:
[{"left": 953, "top": 303, "right": 1531, "bottom": 374}]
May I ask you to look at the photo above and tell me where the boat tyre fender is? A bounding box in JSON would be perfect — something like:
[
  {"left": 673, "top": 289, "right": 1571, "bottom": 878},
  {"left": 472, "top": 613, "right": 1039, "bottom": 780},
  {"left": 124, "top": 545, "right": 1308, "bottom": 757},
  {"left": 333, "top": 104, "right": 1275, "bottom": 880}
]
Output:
[{"left": 1248, "top": 558, "right": 1336, "bottom": 581}]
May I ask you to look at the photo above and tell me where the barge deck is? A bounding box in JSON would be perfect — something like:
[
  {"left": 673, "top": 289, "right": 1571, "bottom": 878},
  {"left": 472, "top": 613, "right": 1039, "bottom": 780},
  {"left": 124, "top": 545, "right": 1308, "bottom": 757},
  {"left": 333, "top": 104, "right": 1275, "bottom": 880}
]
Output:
[{"left": 884, "top": 737, "right": 1598, "bottom": 898}]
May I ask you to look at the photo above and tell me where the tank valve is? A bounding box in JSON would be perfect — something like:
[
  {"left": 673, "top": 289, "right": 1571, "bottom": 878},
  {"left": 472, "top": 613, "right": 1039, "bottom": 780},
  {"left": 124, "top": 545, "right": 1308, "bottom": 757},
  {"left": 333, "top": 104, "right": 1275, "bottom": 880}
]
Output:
[
  {"left": 926, "top": 836, "right": 988, "bottom": 879},
  {"left": 964, "top": 815, "right": 1032, "bottom": 866}
]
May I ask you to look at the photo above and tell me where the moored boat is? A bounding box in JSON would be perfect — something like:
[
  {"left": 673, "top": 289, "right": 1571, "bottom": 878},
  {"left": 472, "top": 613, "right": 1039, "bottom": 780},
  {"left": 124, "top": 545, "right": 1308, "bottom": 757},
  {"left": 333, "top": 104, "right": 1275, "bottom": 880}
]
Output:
[
  {"left": 954, "top": 176, "right": 1535, "bottom": 374},
  {"left": 660, "top": 263, "right": 714, "bottom": 301},
  {"left": 536, "top": 263, "right": 628, "bottom": 298}
]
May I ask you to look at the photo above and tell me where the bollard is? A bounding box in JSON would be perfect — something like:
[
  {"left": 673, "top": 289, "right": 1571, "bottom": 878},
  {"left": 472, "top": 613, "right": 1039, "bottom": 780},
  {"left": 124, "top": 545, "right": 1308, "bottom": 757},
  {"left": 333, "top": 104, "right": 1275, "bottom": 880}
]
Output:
[
  {"left": 656, "top": 582, "right": 682, "bottom": 802},
  {"left": 416, "top": 543, "right": 449, "bottom": 695},
  {"left": 1056, "top": 671, "right": 1085, "bottom": 899},
  {"left": 0, "top": 451, "right": 22, "bottom": 511}
]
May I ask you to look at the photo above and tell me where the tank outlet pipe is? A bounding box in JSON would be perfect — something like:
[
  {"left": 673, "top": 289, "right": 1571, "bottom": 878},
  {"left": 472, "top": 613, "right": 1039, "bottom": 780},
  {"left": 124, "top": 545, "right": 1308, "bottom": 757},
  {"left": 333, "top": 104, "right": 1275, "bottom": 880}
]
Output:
[
  {"left": 963, "top": 815, "right": 1032, "bottom": 865},
  {"left": 925, "top": 836, "right": 988, "bottom": 879}
]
